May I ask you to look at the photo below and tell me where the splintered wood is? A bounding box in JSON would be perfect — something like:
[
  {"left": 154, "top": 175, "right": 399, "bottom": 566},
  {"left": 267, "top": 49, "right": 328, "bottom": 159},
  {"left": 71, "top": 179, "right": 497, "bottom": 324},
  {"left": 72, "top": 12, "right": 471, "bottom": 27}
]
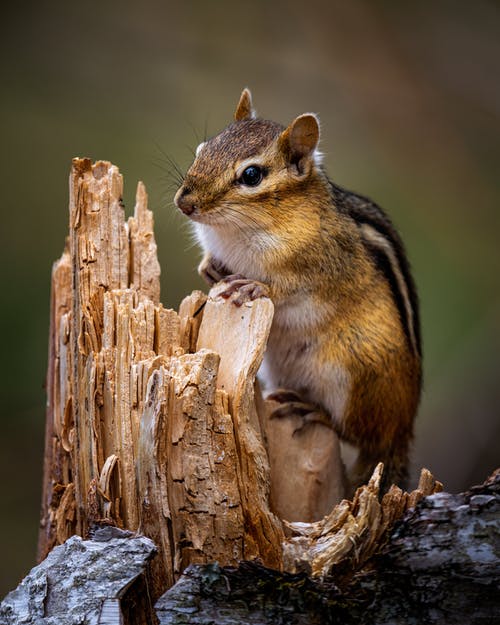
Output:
[
  {"left": 39, "top": 158, "right": 441, "bottom": 598},
  {"left": 39, "top": 158, "right": 289, "bottom": 594},
  {"left": 283, "top": 463, "right": 443, "bottom": 580}
]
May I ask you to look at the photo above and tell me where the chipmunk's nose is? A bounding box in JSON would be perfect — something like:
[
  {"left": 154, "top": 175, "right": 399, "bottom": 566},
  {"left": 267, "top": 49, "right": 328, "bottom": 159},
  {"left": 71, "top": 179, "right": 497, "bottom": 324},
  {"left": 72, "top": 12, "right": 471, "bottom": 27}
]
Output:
[{"left": 174, "top": 187, "right": 198, "bottom": 216}]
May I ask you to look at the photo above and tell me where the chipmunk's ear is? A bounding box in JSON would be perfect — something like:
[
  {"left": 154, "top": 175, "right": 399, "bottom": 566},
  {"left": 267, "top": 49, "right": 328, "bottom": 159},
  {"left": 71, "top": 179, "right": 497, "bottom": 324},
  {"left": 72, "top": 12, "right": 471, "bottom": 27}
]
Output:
[
  {"left": 279, "top": 113, "right": 320, "bottom": 175},
  {"left": 234, "top": 88, "right": 256, "bottom": 121}
]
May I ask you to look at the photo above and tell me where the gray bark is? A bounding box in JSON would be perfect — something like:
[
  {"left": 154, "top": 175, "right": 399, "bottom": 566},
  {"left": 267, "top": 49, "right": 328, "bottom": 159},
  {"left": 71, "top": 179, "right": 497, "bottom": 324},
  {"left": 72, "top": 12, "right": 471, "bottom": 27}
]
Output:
[
  {"left": 0, "top": 527, "right": 157, "bottom": 625},
  {"left": 364, "top": 471, "right": 500, "bottom": 625}
]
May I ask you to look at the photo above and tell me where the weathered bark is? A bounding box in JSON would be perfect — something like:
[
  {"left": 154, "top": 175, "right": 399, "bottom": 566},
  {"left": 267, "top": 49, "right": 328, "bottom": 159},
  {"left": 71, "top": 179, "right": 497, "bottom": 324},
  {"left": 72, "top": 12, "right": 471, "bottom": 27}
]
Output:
[
  {"left": 3, "top": 472, "right": 497, "bottom": 624},
  {"left": 1, "top": 527, "right": 157, "bottom": 625}
]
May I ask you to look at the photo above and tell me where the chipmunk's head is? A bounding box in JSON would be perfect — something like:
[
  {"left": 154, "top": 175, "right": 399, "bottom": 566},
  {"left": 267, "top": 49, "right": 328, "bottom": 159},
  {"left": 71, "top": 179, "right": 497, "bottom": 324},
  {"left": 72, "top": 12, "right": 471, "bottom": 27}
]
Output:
[{"left": 174, "top": 89, "right": 325, "bottom": 234}]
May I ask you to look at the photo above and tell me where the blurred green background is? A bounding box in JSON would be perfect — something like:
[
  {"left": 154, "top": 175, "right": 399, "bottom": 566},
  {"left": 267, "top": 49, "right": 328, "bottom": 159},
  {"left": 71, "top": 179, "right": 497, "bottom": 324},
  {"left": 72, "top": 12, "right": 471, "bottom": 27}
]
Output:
[{"left": 1, "top": 0, "right": 499, "bottom": 596}]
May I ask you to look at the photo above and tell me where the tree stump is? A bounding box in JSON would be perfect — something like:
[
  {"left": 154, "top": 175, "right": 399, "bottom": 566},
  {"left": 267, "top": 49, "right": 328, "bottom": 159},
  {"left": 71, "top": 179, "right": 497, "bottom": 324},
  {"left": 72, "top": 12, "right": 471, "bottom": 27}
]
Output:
[{"left": 38, "top": 158, "right": 352, "bottom": 599}]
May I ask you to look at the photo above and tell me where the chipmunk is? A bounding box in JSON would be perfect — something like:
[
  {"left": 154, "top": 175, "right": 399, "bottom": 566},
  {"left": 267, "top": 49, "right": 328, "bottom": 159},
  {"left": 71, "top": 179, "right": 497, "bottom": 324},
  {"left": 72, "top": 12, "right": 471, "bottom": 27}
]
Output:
[{"left": 174, "top": 88, "right": 422, "bottom": 493}]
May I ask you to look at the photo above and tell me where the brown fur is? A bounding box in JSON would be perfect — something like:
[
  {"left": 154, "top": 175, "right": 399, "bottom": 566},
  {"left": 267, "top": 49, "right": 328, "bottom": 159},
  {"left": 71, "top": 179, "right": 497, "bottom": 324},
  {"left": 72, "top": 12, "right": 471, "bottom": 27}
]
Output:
[{"left": 174, "top": 90, "right": 422, "bottom": 493}]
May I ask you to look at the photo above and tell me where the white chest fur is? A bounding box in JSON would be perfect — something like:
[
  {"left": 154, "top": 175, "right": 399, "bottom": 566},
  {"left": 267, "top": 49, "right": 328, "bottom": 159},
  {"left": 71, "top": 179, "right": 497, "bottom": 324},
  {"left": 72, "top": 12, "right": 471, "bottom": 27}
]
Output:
[
  {"left": 261, "top": 298, "right": 351, "bottom": 425},
  {"left": 195, "top": 223, "right": 351, "bottom": 424},
  {"left": 194, "top": 222, "right": 277, "bottom": 280}
]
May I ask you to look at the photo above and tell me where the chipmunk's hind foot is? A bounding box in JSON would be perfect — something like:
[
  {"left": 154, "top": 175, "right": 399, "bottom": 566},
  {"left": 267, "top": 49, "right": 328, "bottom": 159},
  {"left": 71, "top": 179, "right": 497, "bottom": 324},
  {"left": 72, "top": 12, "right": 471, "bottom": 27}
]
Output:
[{"left": 268, "top": 389, "right": 333, "bottom": 436}]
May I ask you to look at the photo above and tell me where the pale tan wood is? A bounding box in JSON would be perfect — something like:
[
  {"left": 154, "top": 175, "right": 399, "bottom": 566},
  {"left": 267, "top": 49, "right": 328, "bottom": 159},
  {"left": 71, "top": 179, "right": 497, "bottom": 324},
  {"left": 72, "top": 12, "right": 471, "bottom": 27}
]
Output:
[
  {"left": 40, "top": 159, "right": 166, "bottom": 554},
  {"left": 262, "top": 399, "right": 346, "bottom": 522},
  {"left": 283, "top": 463, "right": 443, "bottom": 578},
  {"left": 128, "top": 181, "right": 161, "bottom": 305},
  {"left": 136, "top": 349, "right": 248, "bottom": 594},
  {"left": 178, "top": 290, "right": 207, "bottom": 352},
  {"left": 197, "top": 284, "right": 284, "bottom": 566},
  {"left": 38, "top": 245, "right": 73, "bottom": 559},
  {"left": 40, "top": 158, "right": 287, "bottom": 591}
]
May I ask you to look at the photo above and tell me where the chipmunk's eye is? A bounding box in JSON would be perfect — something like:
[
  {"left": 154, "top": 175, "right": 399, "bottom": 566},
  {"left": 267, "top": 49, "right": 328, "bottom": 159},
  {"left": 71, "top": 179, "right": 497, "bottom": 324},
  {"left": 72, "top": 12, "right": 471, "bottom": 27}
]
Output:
[{"left": 239, "top": 165, "right": 264, "bottom": 187}]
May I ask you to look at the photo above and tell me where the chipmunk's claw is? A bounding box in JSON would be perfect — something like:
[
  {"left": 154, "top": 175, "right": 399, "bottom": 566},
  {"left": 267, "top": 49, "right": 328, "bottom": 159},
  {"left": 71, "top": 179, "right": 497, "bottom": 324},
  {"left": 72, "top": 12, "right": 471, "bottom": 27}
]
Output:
[
  {"left": 268, "top": 389, "right": 332, "bottom": 436},
  {"left": 267, "top": 389, "right": 304, "bottom": 404},
  {"left": 218, "top": 275, "right": 270, "bottom": 306}
]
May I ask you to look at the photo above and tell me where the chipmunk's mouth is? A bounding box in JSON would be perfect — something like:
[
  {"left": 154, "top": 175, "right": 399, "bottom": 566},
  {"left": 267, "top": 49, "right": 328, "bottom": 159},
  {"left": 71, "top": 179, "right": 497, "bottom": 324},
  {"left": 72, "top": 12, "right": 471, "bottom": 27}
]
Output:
[
  {"left": 175, "top": 191, "right": 255, "bottom": 232},
  {"left": 174, "top": 188, "right": 222, "bottom": 226},
  {"left": 177, "top": 208, "right": 219, "bottom": 230},
  {"left": 174, "top": 186, "right": 199, "bottom": 217}
]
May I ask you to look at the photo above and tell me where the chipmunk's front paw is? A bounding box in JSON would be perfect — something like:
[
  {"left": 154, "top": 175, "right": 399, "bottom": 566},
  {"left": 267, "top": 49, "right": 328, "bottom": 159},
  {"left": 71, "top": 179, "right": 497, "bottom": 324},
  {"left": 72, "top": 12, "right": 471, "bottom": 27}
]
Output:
[
  {"left": 268, "top": 389, "right": 332, "bottom": 436},
  {"left": 198, "top": 255, "right": 230, "bottom": 286},
  {"left": 218, "top": 275, "right": 270, "bottom": 307}
]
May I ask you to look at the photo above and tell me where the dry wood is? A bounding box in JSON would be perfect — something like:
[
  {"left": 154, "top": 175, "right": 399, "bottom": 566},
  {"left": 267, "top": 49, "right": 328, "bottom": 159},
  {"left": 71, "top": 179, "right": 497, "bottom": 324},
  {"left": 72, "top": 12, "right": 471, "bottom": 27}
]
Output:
[
  {"left": 40, "top": 159, "right": 273, "bottom": 578},
  {"left": 38, "top": 158, "right": 348, "bottom": 596},
  {"left": 262, "top": 397, "right": 345, "bottom": 522},
  {"left": 283, "top": 462, "right": 443, "bottom": 579},
  {"left": 38, "top": 158, "right": 446, "bottom": 608}
]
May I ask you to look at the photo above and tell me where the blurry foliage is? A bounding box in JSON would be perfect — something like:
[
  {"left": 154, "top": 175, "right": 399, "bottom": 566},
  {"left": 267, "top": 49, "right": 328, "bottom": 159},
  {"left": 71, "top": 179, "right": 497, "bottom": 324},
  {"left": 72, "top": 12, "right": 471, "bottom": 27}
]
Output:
[{"left": 1, "top": 0, "right": 499, "bottom": 597}]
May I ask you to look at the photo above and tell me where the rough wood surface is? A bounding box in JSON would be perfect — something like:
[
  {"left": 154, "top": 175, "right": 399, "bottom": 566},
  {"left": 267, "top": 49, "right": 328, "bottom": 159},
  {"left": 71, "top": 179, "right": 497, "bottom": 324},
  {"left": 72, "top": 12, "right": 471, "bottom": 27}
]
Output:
[
  {"left": 283, "top": 463, "right": 443, "bottom": 580},
  {"left": 4, "top": 471, "right": 497, "bottom": 624},
  {"left": 39, "top": 158, "right": 164, "bottom": 558},
  {"left": 196, "top": 285, "right": 284, "bottom": 564},
  {"left": 37, "top": 160, "right": 250, "bottom": 575}
]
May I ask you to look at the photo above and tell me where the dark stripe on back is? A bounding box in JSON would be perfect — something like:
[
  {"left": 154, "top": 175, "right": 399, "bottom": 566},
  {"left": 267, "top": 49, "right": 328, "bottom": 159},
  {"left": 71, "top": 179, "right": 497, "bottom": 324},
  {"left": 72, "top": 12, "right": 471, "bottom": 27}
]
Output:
[
  {"left": 330, "top": 182, "right": 422, "bottom": 357},
  {"left": 362, "top": 238, "right": 416, "bottom": 354}
]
